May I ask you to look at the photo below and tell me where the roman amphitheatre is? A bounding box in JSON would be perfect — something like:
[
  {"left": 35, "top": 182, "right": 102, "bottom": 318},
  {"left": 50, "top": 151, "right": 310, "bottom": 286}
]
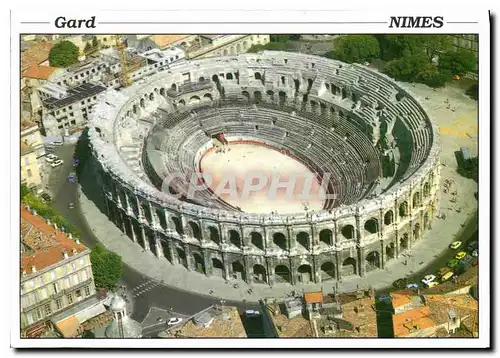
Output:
[{"left": 88, "top": 50, "right": 444, "bottom": 287}]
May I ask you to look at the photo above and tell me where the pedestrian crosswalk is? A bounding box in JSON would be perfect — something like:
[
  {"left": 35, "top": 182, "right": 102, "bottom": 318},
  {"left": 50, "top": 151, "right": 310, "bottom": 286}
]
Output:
[{"left": 131, "top": 279, "right": 162, "bottom": 298}]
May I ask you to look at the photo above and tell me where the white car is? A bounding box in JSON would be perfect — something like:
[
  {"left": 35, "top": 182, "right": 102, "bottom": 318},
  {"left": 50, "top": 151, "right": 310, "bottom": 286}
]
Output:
[
  {"left": 450, "top": 241, "right": 462, "bottom": 250},
  {"left": 244, "top": 310, "right": 261, "bottom": 316},
  {"left": 167, "top": 317, "right": 183, "bottom": 326},
  {"left": 51, "top": 159, "right": 64, "bottom": 168},
  {"left": 421, "top": 274, "right": 436, "bottom": 286},
  {"left": 45, "top": 154, "right": 58, "bottom": 163},
  {"left": 52, "top": 140, "right": 64, "bottom": 146}
]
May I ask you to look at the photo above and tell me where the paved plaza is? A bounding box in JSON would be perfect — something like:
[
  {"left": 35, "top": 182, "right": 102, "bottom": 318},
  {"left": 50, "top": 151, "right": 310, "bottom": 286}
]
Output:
[{"left": 78, "top": 81, "right": 479, "bottom": 302}]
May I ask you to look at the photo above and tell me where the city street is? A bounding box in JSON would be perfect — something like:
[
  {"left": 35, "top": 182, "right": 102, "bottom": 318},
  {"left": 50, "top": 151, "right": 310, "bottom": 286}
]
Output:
[{"left": 45, "top": 143, "right": 260, "bottom": 325}]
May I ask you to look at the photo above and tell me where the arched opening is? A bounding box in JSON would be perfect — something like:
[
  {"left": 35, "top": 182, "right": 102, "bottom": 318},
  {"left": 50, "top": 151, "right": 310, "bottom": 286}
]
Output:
[
  {"left": 307, "top": 78, "right": 313, "bottom": 92},
  {"left": 330, "top": 106, "right": 336, "bottom": 117},
  {"left": 365, "top": 251, "right": 381, "bottom": 271},
  {"left": 413, "top": 223, "right": 421, "bottom": 241},
  {"left": 250, "top": 232, "right": 264, "bottom": 250},
  {"left": 424, "top": 212, "right": 429, "bottom": 229},
  {"left": 242, "top": 41, "right": 248, "bottom": 50},
  {"left": 254, "top": 91, "right": 262, "bottom": 103},
  {"left": 159, "top": 88, "right": 166, "bottom": 97},
  {"left": 342, "top": 257, "right": 357, "bottom": 276},
  {"left": 226, "top": 73, "right": 233, "bottom": 80},
  {"left": 242, "top": 90, "right": 250, "bottom": 100},
  {"left": 188, "top": 221, "right": 202, "bottom": 241},
  {"left": 364, "top": 218, "right": 379, "bottom": 234},
  {"left": 386, "top": 243, "right": 396, "bottom": 260},
  {"left": 132, "top": 104, "right": 138, "bottom": 114},
  {"left": 198, "top": 76, "right": 205, "bottom": 82},
  {"left": 223, "top": 49, "right": 228, "bottom": 56},
  {"left": 149, "top": 93, "right": 154, "bottom": 101},
  {"left": 203, "top": 93, "right": 213, "bottom": 101},
  {"left": 341, "top": 225, "right": 355, "bottom": 240},
  {"left": 273, "top": 232, "right": 287, "bottom": 251},
  {"left": 320, "top": 102, "right": 327, "bottom": 115},
  {"left": 231, "top": 261, "right": 245, "bottom": 281},
  {"left": 413, "top": 192, "right": 421, "bottom": 208},
  {"left": 228, "top": 229, "right": 241, "bottom": 248},
  {"left": 176, "top": 247, "right": 187, "bottom": 268},
  {"left": 208, "top": 227, "right": 220, "bottom": 245},
  {"left": 266, "top": 90, "right": 275, "bottom": 102},
  {"left": 297, "top": 264, "right": 313, "bottom": 283},
  {"left": 399, "top": 201, "right": 409, "bottom": 218},
  {"left": 189, "top": 95, "right": 201, "bottom": 105},
  {"left": 310, "top": 100, "right": 318, "bottom": 113},
  {"left": 178, "top": 99, "right": 186, "bottom": 106},
  {"left": 278, "top": 91, "right": 286, "bottom": 106},
  {"left": 294, "top": 79, "right": 300, "bottom": 94},
  {"left": 275, "top": 265, "right": 291, "bottom": 283},
  {"left": 253, "top": 264, "right": 267, "bottom": 284},
  {"left": 212, "top": 75, "right": 219, "bottom": 82},
  {"left": 321, "top": 262, "right": 335, "bottom": 281},
  {"left": 141, "top": 203, "right": 152, "bottom": 223},
  {"left": 171, "top": 216, "right": 183, "bottom": 235},
  {"left": 400, "top": 233, "right": 409, "bottom": 251},
  {"left": 211, "top": 258, "right": 224, "bottom": 277},
  {"left": 296, "top": 232, "right": 309, "bottom": 250},
  {"left": 139, "top": 98, "right": 145, "bottom": 108},
  {"left": 384, "top": 210, "right": 394, "bottom": 226},
  {"left": 341, "top": 88, "right": 347, "bottom": 99},
  {"left": 319, "top": 229, "right": 333, "bottom": 246},
  {"left": 280, "top": 76, "right": 286, "bottom": 85},
  {"left": 171, "top": 83, "right": 177, "bottom": 91},
  {"left": 236, "top": 43, "right": 241, "bottom": 53},
  {"left": 193, "top": 252, "right": 205, "bottom": 274},
  {"left": 254, "top": 72, "right": 262, "bottom": 80},
  {"left": 423, "top": 182, "right": 430, "bottom": 198},
  {"left": 160, "top": 239, "right": 171, "bottom": 262}
]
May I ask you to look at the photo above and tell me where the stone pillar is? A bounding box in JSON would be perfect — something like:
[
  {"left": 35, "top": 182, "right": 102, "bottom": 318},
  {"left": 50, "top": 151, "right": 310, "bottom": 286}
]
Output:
[
  {"left": 244, "top": 257, "right": 253, "bottom": 284},
  {"left": 287, "top": 227, "right": 295, "bottom": 251},
  {"left": 169, "top": 242, "right": 177, "bottom": 264},
  {"left": 335, "top": 251, "right": 341, "bottom": 281},
  {"left": 222, "top": 253, "right": 230, "bottom": 281},
  {"left": 184, "top": 244, "right": 192, "bottom": 271},
  {"left": 289, "top": 260, "right": 296, "bottom": 285},
  {"left": 203, "top": 249, "right": 212, "bottom": 276},
  {"left": 267, "top": 258, "right": 275, "bottom": 287},
  {"left": 155, "top": 233, "right": 164, "bottom": 259},
  {"left": 130, "top": 219, "right": 137, "bottom": 243},
  {"left": 395, "top": 230, "right": 400, "bottom": 258},
  {"left": 358, "top": 248, "right": 366, "bottom": 277},
  {"left": 380, "top": 240, "right": 385, "bottom": 270},
  {"left": 140, "top": 226, "right": 150, "bottom": 251}
]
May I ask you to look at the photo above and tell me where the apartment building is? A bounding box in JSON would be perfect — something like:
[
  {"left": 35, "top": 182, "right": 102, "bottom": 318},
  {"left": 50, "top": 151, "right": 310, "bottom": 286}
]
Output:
[
  {"left": 20, "top": 121, "right": 45, "bottom": 191},
  {"left": 20, "top": 206, "right": 99, "bottom": 337}
]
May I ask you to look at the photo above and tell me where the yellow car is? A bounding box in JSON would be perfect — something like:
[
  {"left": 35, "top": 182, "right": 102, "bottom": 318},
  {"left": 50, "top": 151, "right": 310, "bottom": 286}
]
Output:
[
  {"left": 427, "top": 281, "right": 439, "bottom": 288},
  {"left": 441, "top": 271, "right": 454, "bottom": 282},
  {"left": 437, "top": 267, "right": 451, "bottom": 277},
  {"left": 455, "top": 251, "right": 467, "bottom": 260}
]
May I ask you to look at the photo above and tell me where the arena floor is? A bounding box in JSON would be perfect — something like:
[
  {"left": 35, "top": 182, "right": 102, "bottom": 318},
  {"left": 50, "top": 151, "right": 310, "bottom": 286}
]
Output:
[{"left": 199, "top": 142, "right": 325, "bottom": 214}]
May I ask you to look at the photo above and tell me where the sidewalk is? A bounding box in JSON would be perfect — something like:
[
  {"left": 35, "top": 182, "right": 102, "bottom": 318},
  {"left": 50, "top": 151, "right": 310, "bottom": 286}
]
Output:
[{"left": 77, "top": 163, "right": 477, "bottom": 302}]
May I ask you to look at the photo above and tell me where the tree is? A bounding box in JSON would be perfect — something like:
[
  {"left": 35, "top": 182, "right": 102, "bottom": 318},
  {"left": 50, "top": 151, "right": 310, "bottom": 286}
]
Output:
[
  {"left": 81, "top": 330, "right": 96, "bottom": 339},
  {"left": 90, "top": 244, "right": 123, "bottom": 290},
  {"left": 438, "top": 50, "right": 477, "bottom": 76},
  {"left": 21, "top": 184, "right": 31, "bottom": 199},
  {"left": 333, "top": 35, "right": 380, "bottom": 64},
  {"left": 269, "top": 35, "right": 300, "bottom": 43},
  {"left": 376, "top": 35, "right": 452, "bottom": 62},
  {"left": 422, "top": 35, "right": 453, "bottom": 62},
  {"left": 414, "top": 70, "right": 449, "bottom": 88},
  {"left": 92, "top": 36, "right": 99, "bottom": 49},
  {"left": 49, "top": 41, "right": 79, "bottom": 67},
  {"left": 247, "top": 44, "right": 266, "bottom": 53},
  {"left": 383, "top": 55, "right": 428, "bottom": 81}
]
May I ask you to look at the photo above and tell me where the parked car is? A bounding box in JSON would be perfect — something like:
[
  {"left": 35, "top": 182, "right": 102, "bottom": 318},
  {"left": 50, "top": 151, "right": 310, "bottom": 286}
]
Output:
[
  {"left": 393, "top": 278, "right": 406, "bottom": 289},
  {"left": 468, "top": 240, "right": 478, "bottom": 251},
  {"left": 45, "top": 154, "right": 58, "bottom": 163},
  {"left": 472, "top": 258, "right": 478, "bottom": 267},
  {"left": 244, "top": 310, "right": 261, "bottom": 316},
  {"left": 378, "top": 295, "right": 392, "bottom": 302},
  {"left": 459, "top": 255, "right": 474, "bottom": 267},
  {"left": 40, "top": 193, "right": 52, "bottom": 202},
  {"left": 450, "top": 241, "right": 462, "bottom": 249},
  {"left": 441, "top": 271, "right": 454, "bottom": 282},
  {"left": 51, "top": 159, "right": 64, "bottom": 168},
  {"left": 68, "top": 202, "right": 75, "bottom": 210},
  {"left": 455, "top": 251, "right": 467, "bottom": 260},
  {"left": 427, "top": 281, "right": 439, "bottom": 288},
  {"left": 438, "top": 267, "right": 452, "bottom": 277},
  {"left": 52, "top": 140, "right": 64, "bottom": 146},
  {"left": 407, "top": 283, "right": 419, "bottom": 289},
  {"left": 167, "top": 317, "right": 183, "bottom": 326},
  {"left": 421, "top": 274, "right": 436, "bottom": 286},
  {"left": 447, "top": 259, "right": 459, "bottom": 268},
  {"left": 45, "top": 145, "right": 55, "bottom": 153},
  {"left": 68, "top": 172, "right": 77, "bottom": 183},
  {"left": 471, "top": 249, "right": 478, "bottom": 257}
]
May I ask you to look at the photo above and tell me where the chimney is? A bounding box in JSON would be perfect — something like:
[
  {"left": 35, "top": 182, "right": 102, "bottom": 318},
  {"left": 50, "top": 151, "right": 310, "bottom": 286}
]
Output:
[
  {"left": 46, "top": 219, "right": 51, "bottom": 225},
  {"left": 76, "top": 239, "right": 80, "bottom": 245},
  {"left": 53, "top": 223, "right": 58, "bottom": 230},
  {"left": 31, "top": 265, "right": 36, "bottom": 273},
  {"left": 72, "top": 248, "right": 77, "bottom": 255},
  {"left": 22, "top": 269, "right": 27, "bottom": 277},
  {"left": 62, "top": 251, "right": 68, "bottom": 259},
  {"left": 68, "top": 233, "right": 73, "bottom": 239}
]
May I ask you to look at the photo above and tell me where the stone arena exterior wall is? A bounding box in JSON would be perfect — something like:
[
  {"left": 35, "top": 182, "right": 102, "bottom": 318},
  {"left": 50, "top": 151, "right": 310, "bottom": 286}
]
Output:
[{"left": 88, "top": 51, "right": 441, "bottom": 286}]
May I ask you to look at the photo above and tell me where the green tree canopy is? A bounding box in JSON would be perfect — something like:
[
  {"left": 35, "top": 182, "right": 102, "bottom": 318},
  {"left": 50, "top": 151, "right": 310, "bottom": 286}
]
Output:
[
  {"left": 376, "top": 35, "right": 452, "bottom": 62},
  {"left": 49, "top": 40, "right": 79, "bottom": 67},
  {"left": 269, "top": 35, "right": 301, "bottom": 43},
  {"left": 333, "top": 35, "right": 380, "bottom": 64},
  {"left": 383, "top": 54, "right": 428, "bottom": 81},
  {"left": 466, "top": 83, "right": 479, "bottom": 100},
  {"left": 247, "top": 42, "right": 286, "bottom": 53},
  {"left": 90, "top": 243, "right": 123, "bottom": 290},
  {"left": 438, "top": 50, "right": 477, "bottom": 76},
  {"left": 21, "top": 184, "right": 31, "bottom": 200}
]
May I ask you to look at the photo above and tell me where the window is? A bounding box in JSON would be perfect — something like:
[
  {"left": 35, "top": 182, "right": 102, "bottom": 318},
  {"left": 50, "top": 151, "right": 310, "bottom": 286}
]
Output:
[
  {"left": 58, "top": 125, "right": 63, "bottom": 130},
  {"left": 69, "top": 106, "right": 72, "bottom": 110},
  {"left": 64, "top": 277, "right": 70, "bottom": 288},
  {"left": 72, "top": 274, "right": 79, "bottom": 285},
  {"left": 44, "top": 303, "right": 52, "bottom": 316},
  {"left": 67, "top": 293, "right": 73, "bottom": 304},
  {"left": 52, "top": 282, "right": 59, "bottom": 294},
  {"left": 79, "top": 258, "right": 84, "bottom": 266},
  {"left": 69, "top": 112, "right": 74, "bottom": 117},
  {"left": 81, "top": 269, "right": 88, "bottom": 281},
  {"left": 75, "top": 289, "right": 82, "bottom": 299},
  {"left": 50, "top": 271, "right": 56, "bottom": 281},
  {"left": 56, "top": 298, "right": 62, "bottom": 310},
  {"left": 81, "top": 101, "right": 85, "bottom": 105},
  {"left": 62, "top": 108, "right": 66, "bottom": 113},
  {"left": 26, "top": 169, "right": 32, "bottom": 178},
  {"left": 84, "top": 286, "right": 90, "bottom": 296},
  {"left": 39, "top": 275, "right": 45, "bottom": 285},
  {"left": 26, "top": 312, "right": 34, "bottom": 325},
  {"left": 35, "top": 308, "right": 43, "bottom": 320},
  {"left": 71, "top": 262, "right": 76, "bottom": 270}
]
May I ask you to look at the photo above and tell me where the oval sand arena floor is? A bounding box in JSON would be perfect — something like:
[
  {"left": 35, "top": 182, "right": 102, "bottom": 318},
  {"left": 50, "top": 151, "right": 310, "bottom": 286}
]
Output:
[{"left": 199, "top": 142, "right": 325, "bottom": 214}]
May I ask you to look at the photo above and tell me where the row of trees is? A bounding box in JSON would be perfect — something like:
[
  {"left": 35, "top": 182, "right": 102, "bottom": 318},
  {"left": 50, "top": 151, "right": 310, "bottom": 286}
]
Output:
[
  {"left": 328, "top": 35, "right": 477, "bottom": 89},
  {"left": 247, "top": 34, "right": 301, "bottom": 53}
]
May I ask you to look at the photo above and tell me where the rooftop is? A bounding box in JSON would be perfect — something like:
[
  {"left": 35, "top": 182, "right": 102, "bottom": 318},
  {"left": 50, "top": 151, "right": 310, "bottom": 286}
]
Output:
[
  {"left": 20, "top": 206, "right": 88, "bottom": 275},
  {"left": 21, "top": 41, "right": 54, "bottom": 73},
  {"left": 151, "top": 35, "right": 189, "bottom": 48},
  {"left": 304, "top": 291, "right": 323, "bottom": 305},
  {"left": 42, "top": 82, "right": 107, "bottom": 110},
  {"left": 21, "top": 120, "right": 38, "bottom": 131},
  {"left": 392, "top": 306, "right": 435, "bottom": 337},
  {"left": 24, "top": 64, "right": 60, "bottom": 80},
  {"left": 167, "top": 306, "right": 246, "bottom": 338}
]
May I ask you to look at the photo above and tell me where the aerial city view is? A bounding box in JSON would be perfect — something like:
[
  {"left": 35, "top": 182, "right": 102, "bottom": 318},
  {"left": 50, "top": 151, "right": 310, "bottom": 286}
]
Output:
[{"left": 19, "top": 33, "right": 479, "bottom": 339}]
